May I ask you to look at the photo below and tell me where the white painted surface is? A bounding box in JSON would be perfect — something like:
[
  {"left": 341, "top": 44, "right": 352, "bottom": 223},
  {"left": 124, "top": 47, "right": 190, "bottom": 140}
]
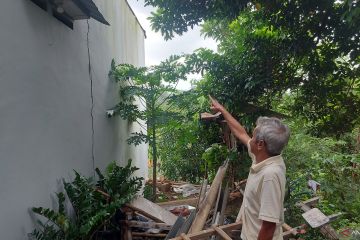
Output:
[{"left": 0, "top": 0, "right": 147, "bottom": 238}]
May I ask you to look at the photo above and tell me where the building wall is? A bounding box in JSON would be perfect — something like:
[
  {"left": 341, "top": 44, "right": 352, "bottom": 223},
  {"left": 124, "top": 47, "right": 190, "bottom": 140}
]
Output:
[{"left": 0, "top": 0, "right": 147, "bottom": 238}]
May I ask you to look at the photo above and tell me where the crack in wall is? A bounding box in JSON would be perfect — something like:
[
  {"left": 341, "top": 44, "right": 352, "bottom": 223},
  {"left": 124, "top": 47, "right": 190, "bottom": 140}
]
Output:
[{"left": 86, "top": 20, "right": 95, "bottom": 176}]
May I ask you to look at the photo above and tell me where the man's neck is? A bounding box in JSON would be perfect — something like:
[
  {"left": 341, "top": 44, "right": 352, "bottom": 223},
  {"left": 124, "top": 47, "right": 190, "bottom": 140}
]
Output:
[{"left": 255, "top": 152, "right": 271, "bottom": 164}]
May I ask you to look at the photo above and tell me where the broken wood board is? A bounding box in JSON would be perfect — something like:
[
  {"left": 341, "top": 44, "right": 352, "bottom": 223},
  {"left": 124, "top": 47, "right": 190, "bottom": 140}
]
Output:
[
  {"left": 127, "top": 196, "right": 178, "bottom": 225},
  {"left": 302, "top": 208, "right": 329, "bottom": 228},
  {"left": 296, "top": 200, "right": 339, "bottom": 240}
]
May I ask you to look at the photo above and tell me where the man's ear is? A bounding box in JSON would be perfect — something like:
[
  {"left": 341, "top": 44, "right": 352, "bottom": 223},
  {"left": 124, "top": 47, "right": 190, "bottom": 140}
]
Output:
[{"left": 257, "top": 140, "right": 265, "bottom": 150}]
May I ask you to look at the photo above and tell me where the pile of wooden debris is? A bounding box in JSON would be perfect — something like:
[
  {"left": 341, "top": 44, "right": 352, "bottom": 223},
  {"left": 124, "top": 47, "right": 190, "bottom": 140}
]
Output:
[
  {"left": 120, "top": 165, "right": 342, "bottom": 240},
  {"left": 119, "top": 111, "right": 343, "bottom": 239}
]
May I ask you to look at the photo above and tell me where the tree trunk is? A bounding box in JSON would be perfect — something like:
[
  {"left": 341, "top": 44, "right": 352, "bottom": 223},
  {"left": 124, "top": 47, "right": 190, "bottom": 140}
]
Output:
[{"left": 152, "top": 126, "right": 157, "bottom": 201}]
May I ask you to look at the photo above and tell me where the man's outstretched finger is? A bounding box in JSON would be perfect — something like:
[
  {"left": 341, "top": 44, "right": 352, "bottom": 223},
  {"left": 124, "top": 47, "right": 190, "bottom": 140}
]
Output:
[{"left": 208, "top": 95, "right": 219, "bottom": 106}]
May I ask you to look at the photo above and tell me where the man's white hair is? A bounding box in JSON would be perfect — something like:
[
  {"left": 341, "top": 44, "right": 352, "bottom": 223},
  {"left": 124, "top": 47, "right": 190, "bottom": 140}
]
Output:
[{"left": 255, "top": 117, "right": 290, "bottom": 156}]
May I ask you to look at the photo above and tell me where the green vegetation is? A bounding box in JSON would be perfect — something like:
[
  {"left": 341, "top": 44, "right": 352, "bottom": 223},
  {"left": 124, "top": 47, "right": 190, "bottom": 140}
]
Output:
[
  {"left": 141, "top": 0, "right": 360, "bottom": 238},
  {"left": 283, "top": 121, "right": 360, "bottom": 236},
  {"left": 109, "top": 57, "right": 189, "bottom": 200},
  {"left": 30, "top": 160, "right": 143, "bottom": 240},
  {"left": 147, "top": 0, "right": 360, "bottom": 137}
]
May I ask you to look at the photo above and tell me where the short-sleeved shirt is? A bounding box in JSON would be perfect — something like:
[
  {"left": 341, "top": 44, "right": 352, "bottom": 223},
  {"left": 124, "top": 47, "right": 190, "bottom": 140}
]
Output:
[{"left": 239, "top": 155, "right": 286, "bottom": 240}]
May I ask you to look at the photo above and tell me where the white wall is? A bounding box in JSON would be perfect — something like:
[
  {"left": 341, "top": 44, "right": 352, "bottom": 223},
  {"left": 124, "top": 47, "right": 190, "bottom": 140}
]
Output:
[{"left": 0, "top": 0, "right": 147, "bottom": 238}]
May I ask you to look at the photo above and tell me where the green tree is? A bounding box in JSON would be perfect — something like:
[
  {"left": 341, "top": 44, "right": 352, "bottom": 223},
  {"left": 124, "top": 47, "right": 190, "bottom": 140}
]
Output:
[
  {"left": 145, "top": 0, "right": 247, "bottom": 40},
  {"left": 109, "top": 57, "right": 189, "bottom": 199},
  {"left": 157, "top": 92, "right": 221, "bottom": 182},
  {"left": 157, "top": 0, "right": 360, "bottom": 136},
  {"left": 145, "top": 0, "right": 359, "bottom": 41},
  {"left": 157, "top": 86, "right": 252, "bottom": 183}
]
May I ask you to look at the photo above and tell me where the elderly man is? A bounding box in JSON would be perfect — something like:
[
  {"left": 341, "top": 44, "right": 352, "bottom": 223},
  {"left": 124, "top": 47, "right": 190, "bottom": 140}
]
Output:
[{"left": 209, "top": 96, "right": 290, "bottom": 240}]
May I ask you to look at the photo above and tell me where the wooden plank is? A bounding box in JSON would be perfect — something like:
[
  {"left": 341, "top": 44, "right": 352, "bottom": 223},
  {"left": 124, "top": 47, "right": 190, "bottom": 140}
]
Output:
[
  {"left": 177, "top": 210, "right": 196, "bottom": 236},
  {"left": 297, "top": 200, "right": 339, "bottom": 240},
  {"left": 165, "top": 216, "right": 185, "bottom": 240},
  {"left": 181, "top": 233, "right": 192, "bottom": 240},
  {"left": 319, "top": 224, "right": 339, "bottom": 240},
  {"left": 212, "top": 185, "right": 222, "bottom": 225},
  {"left": 120, "top": 220, "right": 172, "bottom": 230},
  {"left": 173, "top": 214, "right": 298, "bottom": 240},
  {"left": 230, "top": 230, "right": 242, "bottom": 240},
  {"left": 236, "top": 201, "right": 243, "bottom": 222},
  {"left": 282, "top": 223, "right": 297, "bottom": 236},
  {"left": 212, "top": 225, "right": 232, "bottom": 240},
  {"left": 121, "top": 222, "right": 130, "bottom": 240},
  {"left": 302, "top": 208, "right": 329, "bottom": 228},
  {"left": 196, "top": 179, "right": 208, "bottom": 209},
  {"left": 218, "top": 183, "right": 229, "bottom": 225},
  {"left": 189, "top": 162, "right": 229, "bottom": 233},
  {"left": 170, "top": 221, "right": 242, "bottom": 240},
  {"left": 283, "top": 230, "right": 296, "bottom": 240},
  {"left": 302, "top": 197, "right": 320, "bottom": 207},
  {"left": 158, "top": 198, "right": 198, "bottom": 208},
  {"left": 126, "top": 228, "right": 132, "bottom": 240},
  {"left": 296, "top": 202, "right": 311, "bottom": 212},
  {"left": 132, "top": 232, "right": 167, "bottom": 238},
  {"left": 127, "top": 196, "right": 178, "bottom": 225},
  {"left": 328, "top": 213, "right": 343, "bottom": 222}
]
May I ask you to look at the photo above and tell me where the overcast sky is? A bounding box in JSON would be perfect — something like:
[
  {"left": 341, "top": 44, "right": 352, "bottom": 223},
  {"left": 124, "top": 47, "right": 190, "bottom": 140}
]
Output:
[{"left": 127, "top": 0, "right": 218, "bottom": 90}]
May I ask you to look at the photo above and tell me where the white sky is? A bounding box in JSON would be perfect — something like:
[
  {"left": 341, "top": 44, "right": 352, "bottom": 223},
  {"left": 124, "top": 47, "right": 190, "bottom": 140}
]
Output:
[{"left": 127, "top": 0, "right": 218, "bottom": 90}]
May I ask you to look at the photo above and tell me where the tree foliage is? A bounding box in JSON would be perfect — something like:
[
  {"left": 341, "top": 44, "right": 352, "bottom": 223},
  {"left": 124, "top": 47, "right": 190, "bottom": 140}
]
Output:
[
  {"left": 142, "top": 1, "right": 360, "bottom": 236},
  {"left": 154, "top": 0, "right": 360, "bottom": 137},
  {"left": 157, "top": 87, "right": 252, "bottom": 183},
  {"left": 145, "top": 0, "right": 248, "bottom": 40},
  {"left": 157, "top": 93, "right": 221, "bottom": 183},
  {"left": 109, "top": 57, "right": 190, "bottom": 199}
]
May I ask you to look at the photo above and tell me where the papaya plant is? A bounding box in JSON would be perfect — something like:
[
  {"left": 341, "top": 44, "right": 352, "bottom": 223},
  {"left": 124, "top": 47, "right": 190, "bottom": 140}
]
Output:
[{"left": 108, "top": 56, "right": 191, "bottom": 200}]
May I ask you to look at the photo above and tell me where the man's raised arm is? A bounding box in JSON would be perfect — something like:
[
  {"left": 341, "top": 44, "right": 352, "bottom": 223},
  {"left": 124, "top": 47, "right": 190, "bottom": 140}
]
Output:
[{"left": 209, "top": 96, "right": 251, "bottom": 145}]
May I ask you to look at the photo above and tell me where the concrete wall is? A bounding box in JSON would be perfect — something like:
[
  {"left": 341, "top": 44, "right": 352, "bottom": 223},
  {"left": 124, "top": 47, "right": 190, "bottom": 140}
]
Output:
[{"left": 0, "top": 0, "right": 147, "bottom": 238}]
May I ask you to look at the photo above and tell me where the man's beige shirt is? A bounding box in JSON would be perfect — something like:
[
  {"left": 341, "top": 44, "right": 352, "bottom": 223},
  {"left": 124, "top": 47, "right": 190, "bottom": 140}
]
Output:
[{"left": 238, "top": 155, "right": 286, "bottom": 240}]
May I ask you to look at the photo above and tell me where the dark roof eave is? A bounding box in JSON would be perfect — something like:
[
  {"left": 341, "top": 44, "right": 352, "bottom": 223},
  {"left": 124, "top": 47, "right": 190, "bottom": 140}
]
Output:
[{"left": 74, "top": 0, "right": 110, "bottom": 26}]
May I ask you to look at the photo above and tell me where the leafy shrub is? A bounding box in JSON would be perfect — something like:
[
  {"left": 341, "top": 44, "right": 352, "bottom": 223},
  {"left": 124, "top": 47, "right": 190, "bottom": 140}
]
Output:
[
  {"left": 158, "top": 119, "right": 220, "bottom": 183},
  {"left": 283, "top": 121, "right": 360, "bottom": 237},
  {"left": 30, "top": 160, "right": 143, "bottom": 240}
]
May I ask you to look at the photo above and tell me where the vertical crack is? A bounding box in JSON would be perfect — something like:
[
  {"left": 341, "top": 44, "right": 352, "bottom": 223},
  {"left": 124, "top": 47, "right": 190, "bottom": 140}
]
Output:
[{"left": 87, "top": 20, "right": 95, "bottom": 176}]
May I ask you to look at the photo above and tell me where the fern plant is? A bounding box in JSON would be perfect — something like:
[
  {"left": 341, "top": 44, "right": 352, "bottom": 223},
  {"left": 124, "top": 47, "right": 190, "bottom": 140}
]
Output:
[{"left": 30, "top": 160, "right": 143, "bottom": 240}]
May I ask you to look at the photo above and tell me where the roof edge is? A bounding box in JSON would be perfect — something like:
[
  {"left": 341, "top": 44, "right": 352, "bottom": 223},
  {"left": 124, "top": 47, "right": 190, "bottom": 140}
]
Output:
[{"left": 125, "top": 0, "right": 147, "bottom": 38}]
